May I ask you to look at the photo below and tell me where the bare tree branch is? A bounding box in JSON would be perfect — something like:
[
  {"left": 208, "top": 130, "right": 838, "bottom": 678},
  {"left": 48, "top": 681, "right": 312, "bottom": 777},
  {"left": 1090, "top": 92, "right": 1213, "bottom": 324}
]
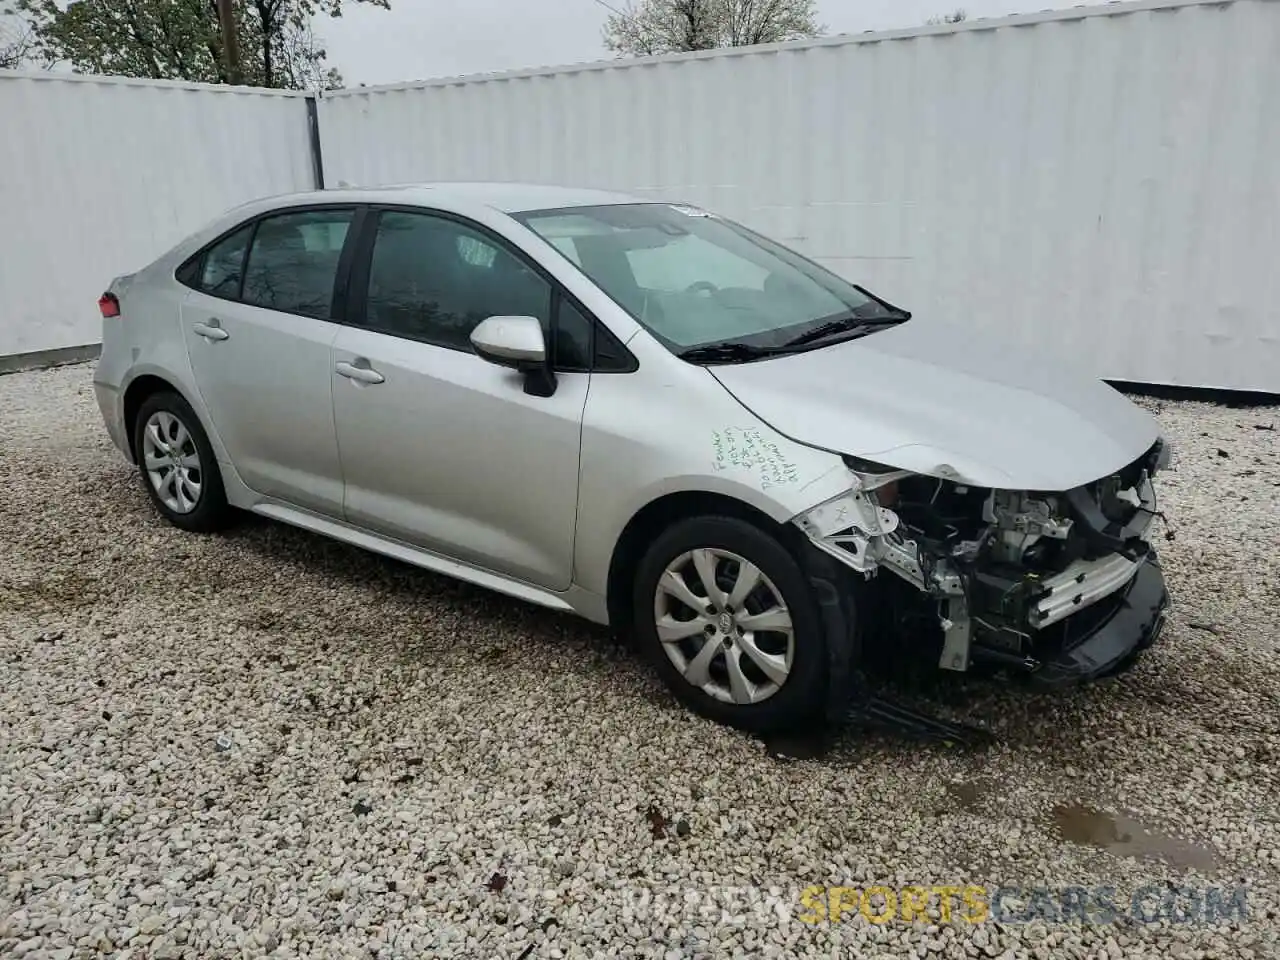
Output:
[
  {"left": 603, "top": 0, "right": 822, "bottom": 57},
  {"left": 1, "top": 2, "right": 37, "bottom": 68}
]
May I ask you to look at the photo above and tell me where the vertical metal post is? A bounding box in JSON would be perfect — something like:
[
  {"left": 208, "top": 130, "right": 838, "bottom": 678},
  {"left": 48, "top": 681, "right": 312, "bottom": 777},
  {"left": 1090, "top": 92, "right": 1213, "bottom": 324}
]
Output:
[{"left": 306, "top": 95, "right": 326, "bottom": 190}]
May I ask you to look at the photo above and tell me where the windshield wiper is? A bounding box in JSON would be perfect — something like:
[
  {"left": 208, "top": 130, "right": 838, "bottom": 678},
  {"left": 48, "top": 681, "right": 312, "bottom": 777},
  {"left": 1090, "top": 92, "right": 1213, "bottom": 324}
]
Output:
[
  {"left": 677, "top": 342, "right": 782, "bottom": 364},
  {"left": 679, "top": 308, "right": 910, "bottom": 364},
  {"left": 781, "top": 314, "right": 905, "bottom": 350}
]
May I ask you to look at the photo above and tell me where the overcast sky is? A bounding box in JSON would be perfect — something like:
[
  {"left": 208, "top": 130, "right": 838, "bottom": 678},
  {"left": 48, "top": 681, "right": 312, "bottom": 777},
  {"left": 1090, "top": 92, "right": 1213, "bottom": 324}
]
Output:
[{"left": 321, "top": 0, "right": 1107, "bottom": 87}]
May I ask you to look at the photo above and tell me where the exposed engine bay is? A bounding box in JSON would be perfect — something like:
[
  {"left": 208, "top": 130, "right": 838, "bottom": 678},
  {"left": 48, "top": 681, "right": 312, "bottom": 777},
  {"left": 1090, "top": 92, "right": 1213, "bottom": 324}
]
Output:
[{"left": 795, "top": 439, "right": 1172, "bottom": 681}]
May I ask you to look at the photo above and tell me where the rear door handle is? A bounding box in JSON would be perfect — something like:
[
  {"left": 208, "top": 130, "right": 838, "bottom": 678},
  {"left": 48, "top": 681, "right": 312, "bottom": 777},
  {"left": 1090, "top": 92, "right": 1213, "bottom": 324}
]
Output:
[
  {"left": 335, "top": 359, "right": 385, "bottom": 385},
  {"left": 192, "top": 320, "right": 229, "bottom": 342}
]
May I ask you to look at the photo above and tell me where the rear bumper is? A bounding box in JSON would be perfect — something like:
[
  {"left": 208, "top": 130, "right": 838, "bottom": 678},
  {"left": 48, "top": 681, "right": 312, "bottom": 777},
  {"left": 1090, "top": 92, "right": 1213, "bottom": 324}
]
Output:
[
  {"left": 94, "top": 380, "right": 131, "bottom": 461},
  {"left": 1026, "top": 553, "right": 1169, "bottom": 687}
]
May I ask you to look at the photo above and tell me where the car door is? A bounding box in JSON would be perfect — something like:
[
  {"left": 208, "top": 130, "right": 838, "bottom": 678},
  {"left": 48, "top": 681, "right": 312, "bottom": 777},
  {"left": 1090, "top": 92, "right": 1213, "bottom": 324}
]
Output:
[
  {"left": 179, "top": 206, "right": 357, "bottom": 516},
  {"left": 331, "top": 208, "right": 592, "bottom": 590}
]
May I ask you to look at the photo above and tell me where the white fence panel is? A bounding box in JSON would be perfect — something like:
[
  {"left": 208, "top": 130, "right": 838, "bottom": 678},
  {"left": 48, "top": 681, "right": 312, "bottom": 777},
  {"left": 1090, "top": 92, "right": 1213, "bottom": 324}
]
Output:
[
  {"left": 317, "top": 0, "right": 1280, "bottom": 392},
  {"left": 0, "top": 73, "right": 315, "bottom": 357}
]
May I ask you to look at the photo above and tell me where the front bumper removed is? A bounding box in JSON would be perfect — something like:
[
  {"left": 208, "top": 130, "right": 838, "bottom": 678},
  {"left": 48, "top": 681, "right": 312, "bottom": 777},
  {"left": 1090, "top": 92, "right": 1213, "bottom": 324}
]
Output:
[{"left": 1019, "top": 553, "right": 1169, "bottom": 687}]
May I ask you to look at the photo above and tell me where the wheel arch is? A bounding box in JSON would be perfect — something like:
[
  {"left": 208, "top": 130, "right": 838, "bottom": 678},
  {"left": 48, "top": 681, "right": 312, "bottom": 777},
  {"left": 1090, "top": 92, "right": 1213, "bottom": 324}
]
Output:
[
  {"left": 124, "top": 372, "right": 236, "bottom": 533},
  {"left": 604, "top": 489, "right": 811, "bottom": 635},
  {"left": 123, "top": 374, "right": 186, "bottom": 460},
  {"left": 122, "top": 372, "right": 220, "bottom": 465}
]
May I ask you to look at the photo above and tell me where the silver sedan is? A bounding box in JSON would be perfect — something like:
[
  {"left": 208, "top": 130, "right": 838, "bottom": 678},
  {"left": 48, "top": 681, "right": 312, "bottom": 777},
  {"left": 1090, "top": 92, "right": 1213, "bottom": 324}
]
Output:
[{"left": 94, "top": 183, "right": 1171, "bottom": 733}]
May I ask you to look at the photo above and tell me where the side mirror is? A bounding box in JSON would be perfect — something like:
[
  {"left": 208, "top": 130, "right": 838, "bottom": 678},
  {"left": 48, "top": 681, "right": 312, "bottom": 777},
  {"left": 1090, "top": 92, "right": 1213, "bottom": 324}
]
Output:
[{"left": 469, "top": 315, "right": 556, "bottom": 397}]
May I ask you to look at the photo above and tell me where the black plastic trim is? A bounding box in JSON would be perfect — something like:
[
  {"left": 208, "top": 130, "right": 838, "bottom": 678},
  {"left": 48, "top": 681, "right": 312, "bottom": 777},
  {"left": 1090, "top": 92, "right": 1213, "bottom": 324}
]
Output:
[{"left": 330, "top": 206, "right": 369, "bottom": 324}]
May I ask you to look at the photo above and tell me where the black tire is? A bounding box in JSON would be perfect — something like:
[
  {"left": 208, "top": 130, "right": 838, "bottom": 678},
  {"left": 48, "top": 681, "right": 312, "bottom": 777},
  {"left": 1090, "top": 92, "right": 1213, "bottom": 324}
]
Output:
[
  {"left": 132, "top": 390, "right": 232, "bottom": 533},
  {"left": 632, "top": 515, "right": 828, "bottom": 734}
]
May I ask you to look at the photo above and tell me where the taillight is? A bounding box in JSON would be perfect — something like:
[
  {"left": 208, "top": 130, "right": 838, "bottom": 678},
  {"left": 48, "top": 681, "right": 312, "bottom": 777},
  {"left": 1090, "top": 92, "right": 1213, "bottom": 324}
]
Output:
[{"left": 99, "top": 292, "right": 120, "bottom": 318}]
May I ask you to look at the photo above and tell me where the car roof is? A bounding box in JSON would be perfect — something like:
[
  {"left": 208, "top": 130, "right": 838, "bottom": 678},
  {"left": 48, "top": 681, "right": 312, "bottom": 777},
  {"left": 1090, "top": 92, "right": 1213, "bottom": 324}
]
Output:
[{"left": 265, "top": 181, "right": 649, "bottom": 215}]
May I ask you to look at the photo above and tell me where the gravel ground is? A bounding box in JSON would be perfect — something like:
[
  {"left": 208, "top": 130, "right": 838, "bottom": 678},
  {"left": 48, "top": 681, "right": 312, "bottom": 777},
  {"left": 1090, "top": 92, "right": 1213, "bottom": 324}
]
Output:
[{"left": 2, "top": 363, "right": 1279, "bottom": 960}]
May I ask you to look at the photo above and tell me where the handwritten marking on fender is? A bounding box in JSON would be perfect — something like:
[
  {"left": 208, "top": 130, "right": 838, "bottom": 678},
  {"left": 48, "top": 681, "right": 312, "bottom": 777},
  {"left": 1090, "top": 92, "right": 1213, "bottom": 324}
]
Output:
[{"left": 712, "top": 427, "right": 801, "bottom": 490}]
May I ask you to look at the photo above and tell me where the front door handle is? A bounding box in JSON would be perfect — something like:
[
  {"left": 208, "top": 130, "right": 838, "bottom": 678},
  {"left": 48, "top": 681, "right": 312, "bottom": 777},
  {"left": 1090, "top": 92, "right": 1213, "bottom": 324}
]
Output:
[
  {"left": 193, "top": 320, "right": 229, "bottom": 342},
  {"left": 335, "top": 359, "right": 385, "bottom": 385}
]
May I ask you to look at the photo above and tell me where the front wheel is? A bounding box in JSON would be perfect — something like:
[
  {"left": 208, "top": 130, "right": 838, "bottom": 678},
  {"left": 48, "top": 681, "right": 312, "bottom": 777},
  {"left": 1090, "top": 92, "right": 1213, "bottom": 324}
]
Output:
[{"left": 632, "top": 516, "right": 829, "bottom": 734}]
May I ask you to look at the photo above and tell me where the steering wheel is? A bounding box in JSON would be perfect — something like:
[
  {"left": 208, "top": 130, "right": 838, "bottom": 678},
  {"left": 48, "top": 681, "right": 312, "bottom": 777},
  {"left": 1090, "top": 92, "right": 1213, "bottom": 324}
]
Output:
[{"left": 685, "top": 280, "right": 720, "bottom": 296}]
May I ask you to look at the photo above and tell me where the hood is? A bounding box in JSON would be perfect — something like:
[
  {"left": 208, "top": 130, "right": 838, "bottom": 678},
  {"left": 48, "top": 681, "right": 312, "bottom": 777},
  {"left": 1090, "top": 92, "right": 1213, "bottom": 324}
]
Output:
[{"left": 709, "top": 320, "right": 1160, "bottom": 491}]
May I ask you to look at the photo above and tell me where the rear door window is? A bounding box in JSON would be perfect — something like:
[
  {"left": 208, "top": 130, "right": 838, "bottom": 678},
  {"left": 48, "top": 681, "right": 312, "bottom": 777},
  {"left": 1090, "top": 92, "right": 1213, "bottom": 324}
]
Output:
[{"left": 241, "top": 209, "right": 355, "bottom": 320}]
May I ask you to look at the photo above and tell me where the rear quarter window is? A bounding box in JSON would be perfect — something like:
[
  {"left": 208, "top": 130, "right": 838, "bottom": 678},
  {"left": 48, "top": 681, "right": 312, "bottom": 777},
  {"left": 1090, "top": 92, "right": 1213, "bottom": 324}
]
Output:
[{"left": 186, "top": 224, "right": 253, "bottom": 299}]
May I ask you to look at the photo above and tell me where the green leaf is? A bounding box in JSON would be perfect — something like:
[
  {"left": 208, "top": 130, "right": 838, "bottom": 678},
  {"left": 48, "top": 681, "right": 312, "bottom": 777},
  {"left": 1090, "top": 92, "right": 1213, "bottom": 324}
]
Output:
[{"left": 20, "top": 0, "right": 389, "bottom": 88}]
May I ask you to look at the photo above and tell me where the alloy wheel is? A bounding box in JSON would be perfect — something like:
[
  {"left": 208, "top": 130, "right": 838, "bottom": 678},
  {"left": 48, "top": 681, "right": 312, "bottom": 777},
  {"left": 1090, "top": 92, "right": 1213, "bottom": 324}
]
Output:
[
  {"left": 652, "top": 547, "right": 795, "bottom": 705},
  {"left": 141, "top": 410, "right": 203, "bottom": 514}
]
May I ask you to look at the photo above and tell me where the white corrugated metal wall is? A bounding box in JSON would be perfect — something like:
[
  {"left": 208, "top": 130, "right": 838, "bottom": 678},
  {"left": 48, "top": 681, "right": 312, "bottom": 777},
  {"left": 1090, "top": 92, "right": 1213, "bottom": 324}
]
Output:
[
  {"left": 316, "top": 0, "right": 1280, "bottom": 392},
  {"left": 1, "top": 0, "right": 1277, "bottom": 389},
  {"left": 0, "top": 74, "right": 315, "bottom": 357}
]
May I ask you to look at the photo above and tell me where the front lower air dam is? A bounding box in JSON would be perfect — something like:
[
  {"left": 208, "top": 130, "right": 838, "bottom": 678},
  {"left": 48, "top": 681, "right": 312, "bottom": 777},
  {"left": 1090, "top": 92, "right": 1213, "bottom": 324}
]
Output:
[{"left": 1026, "top": 553, "right": 1169, "bottom": 687}]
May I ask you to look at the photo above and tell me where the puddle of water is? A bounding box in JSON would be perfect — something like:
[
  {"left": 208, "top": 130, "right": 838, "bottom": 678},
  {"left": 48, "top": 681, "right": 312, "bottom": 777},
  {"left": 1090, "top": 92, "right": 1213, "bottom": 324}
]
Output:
[{"left": 1052, "top": 804, "right": 1219, "bottom": 873}]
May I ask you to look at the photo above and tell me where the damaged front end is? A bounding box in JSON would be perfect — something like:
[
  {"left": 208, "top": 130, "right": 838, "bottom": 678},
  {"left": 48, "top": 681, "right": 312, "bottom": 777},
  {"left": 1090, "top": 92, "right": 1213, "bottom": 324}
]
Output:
[{"left": 796, "top": 440, "right": 1172, "bottom": 686}]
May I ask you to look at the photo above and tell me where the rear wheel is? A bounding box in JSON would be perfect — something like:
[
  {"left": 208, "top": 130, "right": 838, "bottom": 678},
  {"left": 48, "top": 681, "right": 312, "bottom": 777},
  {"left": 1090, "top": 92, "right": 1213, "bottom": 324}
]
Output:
[
  {"left": 132, "top": 391, "right": 231, "bottom": 533},
  {"left": 632, "top": 516, "right": 828, "bottom": 733}
]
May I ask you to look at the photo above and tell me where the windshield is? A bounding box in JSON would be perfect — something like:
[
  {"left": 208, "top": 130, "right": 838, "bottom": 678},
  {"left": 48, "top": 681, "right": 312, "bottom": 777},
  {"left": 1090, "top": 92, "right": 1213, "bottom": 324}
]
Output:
[{"left": 514, "top": 203, "right": 906, "bottom": 354}]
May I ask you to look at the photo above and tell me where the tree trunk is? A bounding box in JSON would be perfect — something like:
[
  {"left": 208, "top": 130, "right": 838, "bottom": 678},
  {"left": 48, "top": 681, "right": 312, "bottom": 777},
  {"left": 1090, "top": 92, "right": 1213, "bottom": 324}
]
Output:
[
  {"left": 216, "top": 0, "right": 241, "bottom": 83},
  {"left": 256, "top": 0, "right": 276, "bottom": 89}
]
